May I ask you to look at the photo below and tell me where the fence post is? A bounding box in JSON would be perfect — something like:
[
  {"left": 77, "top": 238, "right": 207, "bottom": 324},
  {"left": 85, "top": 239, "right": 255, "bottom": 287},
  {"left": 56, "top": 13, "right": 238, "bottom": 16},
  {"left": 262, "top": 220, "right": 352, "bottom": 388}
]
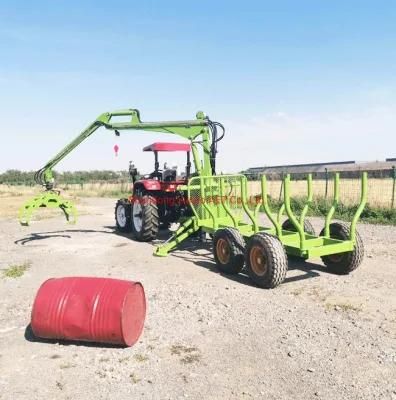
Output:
[
  {"left": 392, "top": 166, "right": 396, "bottom": 209},
  {"left": 279, "top": 173, "right": 284, "bottom": 202},
  {"left": 324, "top": 168, "right": 328, "bottom": 200}
]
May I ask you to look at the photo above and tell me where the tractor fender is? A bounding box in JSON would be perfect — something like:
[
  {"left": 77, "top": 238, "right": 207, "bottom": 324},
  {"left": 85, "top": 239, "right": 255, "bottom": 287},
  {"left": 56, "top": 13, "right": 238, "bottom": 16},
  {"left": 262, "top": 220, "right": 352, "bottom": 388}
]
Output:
[{"left": 135, "top": 180, "right": 161, "bottom": 192}]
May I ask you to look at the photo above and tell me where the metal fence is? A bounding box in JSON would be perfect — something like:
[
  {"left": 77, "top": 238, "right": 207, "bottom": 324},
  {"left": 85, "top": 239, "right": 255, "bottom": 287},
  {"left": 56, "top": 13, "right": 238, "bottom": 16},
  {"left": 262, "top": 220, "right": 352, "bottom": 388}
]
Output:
[
  {"left": 1, "top": 167, "right": 396, "bottom": 209},
  {"left": 246, "top": 167, "right": 396, "bottom": 209}
]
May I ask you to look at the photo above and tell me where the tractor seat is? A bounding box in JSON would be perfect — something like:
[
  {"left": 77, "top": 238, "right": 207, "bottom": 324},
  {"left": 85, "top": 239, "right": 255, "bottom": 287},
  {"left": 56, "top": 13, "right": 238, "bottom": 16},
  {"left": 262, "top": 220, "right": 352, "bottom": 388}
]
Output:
[
  {"left": 149, "top": 170, "right": 163, "bottom": 180},
  {"left": 163, "top": 168, "right": 177, "bottom": 182}
]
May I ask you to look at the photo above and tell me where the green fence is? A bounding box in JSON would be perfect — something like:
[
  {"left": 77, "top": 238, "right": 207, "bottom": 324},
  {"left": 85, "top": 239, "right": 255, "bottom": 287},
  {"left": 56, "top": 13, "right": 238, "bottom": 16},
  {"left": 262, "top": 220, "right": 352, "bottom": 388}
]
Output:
[
  {"left": 246, "top": 168, "right": 396, "bottom": 210},
  {"left": 244, "top": 169, "right": 396, "bottom": 225}
]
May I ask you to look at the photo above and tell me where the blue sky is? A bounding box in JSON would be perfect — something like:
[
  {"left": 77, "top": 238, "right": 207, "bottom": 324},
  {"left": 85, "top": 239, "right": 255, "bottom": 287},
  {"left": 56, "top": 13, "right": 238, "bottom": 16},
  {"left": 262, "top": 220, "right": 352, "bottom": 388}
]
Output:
[{"left": 0, "top": 0, "right": 395, "bottom": 173}]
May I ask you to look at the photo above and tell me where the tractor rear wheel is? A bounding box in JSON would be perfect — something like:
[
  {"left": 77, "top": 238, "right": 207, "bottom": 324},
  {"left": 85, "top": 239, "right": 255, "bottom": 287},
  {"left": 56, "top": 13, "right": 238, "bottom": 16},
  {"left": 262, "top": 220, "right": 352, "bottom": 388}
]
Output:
[
  {"left": 213, "top": 228, "right": 245, "bottom": 274},
  {"left": 282, "top": 218, "right": 316, "bottom": 236},
  {"left": 131, "top": 194, "right": 159, "bottom": 242},
  {"left": 319, "top": 222, "right": 364, "bottom": 274},
  {"left": 115, "top": 199, "right": 132, "bottom": 232},
  {"left": 245, "top": 233, "right": 288, "bottom": 288}
]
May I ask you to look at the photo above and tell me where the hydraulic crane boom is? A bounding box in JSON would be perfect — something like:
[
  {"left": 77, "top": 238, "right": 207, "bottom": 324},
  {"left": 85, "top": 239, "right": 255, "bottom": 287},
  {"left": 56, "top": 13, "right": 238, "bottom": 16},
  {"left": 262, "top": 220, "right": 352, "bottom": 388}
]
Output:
[
  {"left": 36, "top": 109, "right": 223, "bottom": 189},
  {"left": 20, "top": 109, "right": 225, "bottom": 225}
]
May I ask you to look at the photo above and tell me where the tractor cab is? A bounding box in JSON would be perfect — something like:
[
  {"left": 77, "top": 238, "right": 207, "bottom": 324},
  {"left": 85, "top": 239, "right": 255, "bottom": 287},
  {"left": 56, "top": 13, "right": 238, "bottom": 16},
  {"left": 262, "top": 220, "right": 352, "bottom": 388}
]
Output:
[
  {"left": 120, "top": 142, "right": 193, "bottom": 235},
  {"left": 141, "top": 142, "right": 191, "bottom": 183}
]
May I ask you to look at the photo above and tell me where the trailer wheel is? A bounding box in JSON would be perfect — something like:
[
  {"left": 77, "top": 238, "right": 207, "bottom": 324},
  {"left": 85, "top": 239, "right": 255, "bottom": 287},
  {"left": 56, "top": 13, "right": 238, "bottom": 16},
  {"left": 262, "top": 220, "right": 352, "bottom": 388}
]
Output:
[
  {"left": 319, "top": 222, "right": 364, "bottom": 274},
  {"left": 115, "top": 199, "right": 132, "bottom": 232},
  {"left": 213, "top": 228, "right": 245, "bottom": 274},
  {"left": 245, "top": 233, "right": 288, "bottom": 288},
  {"left": 131, "top": 194, "right": 159, "bottom": 242},
  {"left": 282, "top": 218, "right": 316, "bottom": 260},
  {"left": 282, "top": 218, "right": 316, "bottom": 236}
]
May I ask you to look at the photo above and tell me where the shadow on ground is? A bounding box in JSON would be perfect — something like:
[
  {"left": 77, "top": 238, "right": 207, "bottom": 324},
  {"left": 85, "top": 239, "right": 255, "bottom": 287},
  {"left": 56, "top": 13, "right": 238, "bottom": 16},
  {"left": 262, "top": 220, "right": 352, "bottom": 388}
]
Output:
[
  {"left": 24, "top": 324, "right": 126, "bottom": 349},
  {"left": 16, "top": 226, "right": 332, "bottom": 287},
  {"left": 167, "top": 236, "right": 331, "bottom": 288},
  {"left": 15, "top": 229, "right": 116, "bottom": 245}
]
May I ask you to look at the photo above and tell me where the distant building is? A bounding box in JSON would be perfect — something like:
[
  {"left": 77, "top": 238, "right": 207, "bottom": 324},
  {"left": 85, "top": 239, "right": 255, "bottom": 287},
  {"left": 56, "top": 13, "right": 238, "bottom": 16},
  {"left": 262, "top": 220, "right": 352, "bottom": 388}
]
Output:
[
  {"left": 243, "top": 159, "right": 396, "bottom": 180},
  {"left": 245, "top": 160, "right": 355, "bottom": 175}
]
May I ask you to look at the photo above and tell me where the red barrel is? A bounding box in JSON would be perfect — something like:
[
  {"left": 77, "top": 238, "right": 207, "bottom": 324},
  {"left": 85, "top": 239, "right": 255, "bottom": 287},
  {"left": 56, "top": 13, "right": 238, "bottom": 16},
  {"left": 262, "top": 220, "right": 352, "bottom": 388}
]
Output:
[{"left": 31, "top": 277, "right": 146, "bottom": 347}]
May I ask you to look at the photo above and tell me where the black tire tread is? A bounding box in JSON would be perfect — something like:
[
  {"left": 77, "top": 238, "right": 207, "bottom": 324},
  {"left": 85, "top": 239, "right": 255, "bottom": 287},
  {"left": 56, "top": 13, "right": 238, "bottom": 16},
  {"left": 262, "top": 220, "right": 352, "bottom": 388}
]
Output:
[
  {"left": 115, "top": 198, "right": 132, "bottom": 232},
  {"left": 282, "top": 218, "right": 316, "bottom": 236},
  {"left": 281, "top": 218, "right": 316, "bottom": 261},
  {"left": 132, "top": 194, "right": 159, "bottom": 242},
  {"left": 320, "top": 222, "right": 364, "bottom": 274},
  {"left": 213, "top": 228, "right": 245, "bottom": 274},
  {"left": 245, "top": 233, "right": 288, "bottom": 288}
]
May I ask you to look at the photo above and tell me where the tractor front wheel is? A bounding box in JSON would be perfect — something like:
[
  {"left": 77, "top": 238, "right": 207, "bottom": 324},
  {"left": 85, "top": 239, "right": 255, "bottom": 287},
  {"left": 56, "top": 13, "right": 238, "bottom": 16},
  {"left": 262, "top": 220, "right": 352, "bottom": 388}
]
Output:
[
  {"left": 319, "top": 222, "right": 364, "bottom": 274},
  {"left": 245, "top": 233, "right": 288, "bottom": 288},
  {"left": 213, "top": 228, "right": 245, "bottom": 274},
  {"left": 115, "top": 199, "right": 132, "bottom": 232},
  {"left": 131, "top": 194, "right": 159, "bottom": 242}
]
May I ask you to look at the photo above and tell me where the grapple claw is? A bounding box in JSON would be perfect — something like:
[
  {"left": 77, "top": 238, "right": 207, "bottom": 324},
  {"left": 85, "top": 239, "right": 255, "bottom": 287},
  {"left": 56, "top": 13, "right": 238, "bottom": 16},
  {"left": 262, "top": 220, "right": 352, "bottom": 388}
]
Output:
[{"left": 19, "top": 191, "right": 78, "bottom": 226}]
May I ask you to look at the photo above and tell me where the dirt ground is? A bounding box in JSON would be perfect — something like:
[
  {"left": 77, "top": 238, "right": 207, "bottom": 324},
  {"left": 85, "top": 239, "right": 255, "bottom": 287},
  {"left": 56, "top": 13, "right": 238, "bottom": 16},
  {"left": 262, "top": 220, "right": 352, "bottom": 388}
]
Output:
[{"left": 0, "top": 198, "right": 395, "bottom": 400}]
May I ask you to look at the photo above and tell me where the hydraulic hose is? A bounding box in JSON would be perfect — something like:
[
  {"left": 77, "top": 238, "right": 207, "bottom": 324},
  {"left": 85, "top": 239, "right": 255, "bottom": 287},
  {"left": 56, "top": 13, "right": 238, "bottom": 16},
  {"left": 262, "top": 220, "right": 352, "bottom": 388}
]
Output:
[{"left": 206, "top": 118, "right": 225, "bottom": 175}]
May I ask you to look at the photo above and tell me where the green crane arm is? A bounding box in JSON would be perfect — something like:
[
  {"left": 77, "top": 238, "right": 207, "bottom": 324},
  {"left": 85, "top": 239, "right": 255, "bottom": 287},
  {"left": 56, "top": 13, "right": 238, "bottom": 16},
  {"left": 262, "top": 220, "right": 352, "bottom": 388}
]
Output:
[{"left": 36, "top": 109, "right": 217, "bottom": 189}]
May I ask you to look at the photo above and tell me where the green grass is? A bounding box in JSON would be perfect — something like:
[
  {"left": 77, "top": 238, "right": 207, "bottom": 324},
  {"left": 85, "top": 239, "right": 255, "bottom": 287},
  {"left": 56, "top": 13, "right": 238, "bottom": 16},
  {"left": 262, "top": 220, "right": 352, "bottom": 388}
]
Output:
[
  {"left": 133, "top": 353, "right": 149, "bottom": 362},
  {"left": 129, "top": 373, "right": 141, "bottom": 384},
  {"left": 72, "top": 190, "right": 130, "bottom": 198},
  {"left": 98, "top": 190, "right": 130, "bottom": 198},
  {"left": 325, "top": 301, "right": 363, "bottom": 312},
  {"left": 170, "top": 344, "right": 201, "bottom": 364},
  {"left": 2, "top": 262, "right": 31, "bottom": 278},
  {"left": 268, "top": 197, "right": 396, "bottom": 225}
]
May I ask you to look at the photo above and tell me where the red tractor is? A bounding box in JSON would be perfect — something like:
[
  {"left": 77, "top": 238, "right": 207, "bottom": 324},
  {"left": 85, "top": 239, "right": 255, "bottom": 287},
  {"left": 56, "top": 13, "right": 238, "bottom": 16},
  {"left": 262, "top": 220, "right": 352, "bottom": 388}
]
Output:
[{"left": 115, "top": 142, "right": 193, "bottom": 241}]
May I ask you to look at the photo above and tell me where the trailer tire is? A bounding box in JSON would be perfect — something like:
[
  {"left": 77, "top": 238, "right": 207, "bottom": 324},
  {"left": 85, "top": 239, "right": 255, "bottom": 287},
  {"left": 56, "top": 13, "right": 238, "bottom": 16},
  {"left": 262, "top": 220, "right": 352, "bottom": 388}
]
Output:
[
  {"left": 213, "top": 228, "right": 245, "bottom": 274},
  {"left": 245, "top": 233, "right": 288, "bottom": 288},
  {"left": 282, "top": 218, "right": 316, "bottom": 260},
  {"left": 319, "top": 222, "right": 364, "bottom": 274},
  {"left": 131, "top": 194, "right": 159, "bottom": 242},
  {"left": 282, "top": 218, "right": 316, "bottom": 236},
  {"left": 115, "top": 199, "right": 132, "bottom": 232}
]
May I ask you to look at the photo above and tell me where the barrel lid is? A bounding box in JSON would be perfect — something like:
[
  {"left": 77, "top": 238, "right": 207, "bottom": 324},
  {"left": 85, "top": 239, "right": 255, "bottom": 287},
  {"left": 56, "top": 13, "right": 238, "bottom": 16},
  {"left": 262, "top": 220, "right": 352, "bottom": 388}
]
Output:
[{"left": 121, "top": 282, "right": 146, "bottom": 346}]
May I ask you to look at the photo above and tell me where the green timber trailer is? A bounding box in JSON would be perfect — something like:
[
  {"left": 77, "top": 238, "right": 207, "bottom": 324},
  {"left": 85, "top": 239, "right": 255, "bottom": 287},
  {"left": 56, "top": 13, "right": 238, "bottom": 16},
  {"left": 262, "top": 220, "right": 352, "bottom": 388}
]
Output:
[{"left": 19, "top": 109, "right": 367, "bottom": 288}]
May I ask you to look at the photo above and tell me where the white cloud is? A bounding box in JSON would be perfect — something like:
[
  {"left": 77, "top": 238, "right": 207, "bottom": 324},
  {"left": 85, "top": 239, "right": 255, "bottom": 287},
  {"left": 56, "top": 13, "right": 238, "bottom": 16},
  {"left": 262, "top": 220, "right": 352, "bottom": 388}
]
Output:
[
  {"left": 1, "top": 104, "right": 395, "bottom": 175},
  {"left": 218, "top": 105, "right": 396, "bottom": 172}
]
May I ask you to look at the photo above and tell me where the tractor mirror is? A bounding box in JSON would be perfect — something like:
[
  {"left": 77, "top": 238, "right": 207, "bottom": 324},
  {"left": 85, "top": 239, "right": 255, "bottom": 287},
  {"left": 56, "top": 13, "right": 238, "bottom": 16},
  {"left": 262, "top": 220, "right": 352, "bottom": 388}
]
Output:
[{"left": 129, "top": 162, "right": 139, "bottom": 183}]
